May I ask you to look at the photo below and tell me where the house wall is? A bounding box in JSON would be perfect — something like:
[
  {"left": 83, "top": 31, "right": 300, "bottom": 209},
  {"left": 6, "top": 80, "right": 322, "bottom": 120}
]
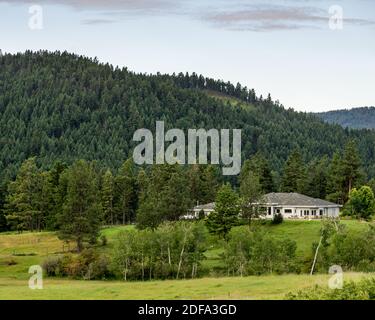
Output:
[{"left": 265, "top": 206, "right": 340, "bottom": 219}]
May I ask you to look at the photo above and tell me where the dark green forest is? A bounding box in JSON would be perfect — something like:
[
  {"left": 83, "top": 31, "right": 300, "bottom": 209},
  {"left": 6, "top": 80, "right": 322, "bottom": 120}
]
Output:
[
  {"left": 317, "top": 107, "right": 375, "bottom": 130},
  {"left": 1, "top": 51, "right": 375, "bottom": 255},
  {"left": 1, "top": 50, "right": 375, "bottom": 183}
]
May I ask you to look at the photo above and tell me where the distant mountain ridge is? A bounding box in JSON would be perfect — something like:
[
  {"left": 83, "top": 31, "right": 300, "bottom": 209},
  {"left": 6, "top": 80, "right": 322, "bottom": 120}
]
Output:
[{"left": 317, "top": 107, "right": 375, "bottom": 130}]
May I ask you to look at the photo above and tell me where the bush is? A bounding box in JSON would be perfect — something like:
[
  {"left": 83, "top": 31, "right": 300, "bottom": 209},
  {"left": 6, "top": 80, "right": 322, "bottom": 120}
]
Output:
[
  {"left": 286, "top": 278, "right": 375, "bottom": 300},
  {"left": 272, "top": 213, "right": 283, "bottom": 225},
  {"left": 42, "top": 256, "right": 63, "bottom": 277},
  {"left": 112, "top": 221, "right": 207, "bottom": 281},
  {"left": 313, "top": 224, "right": 375, "bottom": 272},
  {"left": 42, "top": 249, "right": 112, "bottom": 280},
  {"left": 223, "top": 227, "right": 300, "bottom": 276}
]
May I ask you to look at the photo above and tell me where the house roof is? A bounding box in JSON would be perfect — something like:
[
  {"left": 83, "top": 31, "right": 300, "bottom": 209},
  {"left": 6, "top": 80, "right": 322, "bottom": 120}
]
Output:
[
  {"left": 261, "top": 193, "right": 341, "bottom": 207},
  {"left": 193, "top": 202, "right": 215, "bottom": 211}
]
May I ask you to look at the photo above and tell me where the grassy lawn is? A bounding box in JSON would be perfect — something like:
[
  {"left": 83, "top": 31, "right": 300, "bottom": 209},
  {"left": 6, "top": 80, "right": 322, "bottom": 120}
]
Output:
[
  {"left": 0, "top": 273, "right": 373, "bottom": 300},
  {"left": 0, "top": 219, "right": 372, "bottom": 299}
]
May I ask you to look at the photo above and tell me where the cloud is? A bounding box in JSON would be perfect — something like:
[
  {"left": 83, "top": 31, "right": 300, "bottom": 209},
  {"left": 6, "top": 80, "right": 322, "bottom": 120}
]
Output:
[
  {"left": 81, "top": 18, "right": 116, "bottom": 25},
  {"left": 202, "top": 4, "right": 375, "bottom": 32},
  {"left": 1, "top": 0, "right": 175, "bottom": 11},
  {"left": 3, "top": 0, "right": 374, "bottom": 31}
]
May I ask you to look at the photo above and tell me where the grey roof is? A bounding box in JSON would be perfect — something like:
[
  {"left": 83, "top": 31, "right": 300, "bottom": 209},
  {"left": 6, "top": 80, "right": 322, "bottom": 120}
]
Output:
[
  {"left": 262, "top": 193, "right": 340, "bottom": 207},
  {"left": 193, "top": 202, "right": 215, "bottom": 210}
]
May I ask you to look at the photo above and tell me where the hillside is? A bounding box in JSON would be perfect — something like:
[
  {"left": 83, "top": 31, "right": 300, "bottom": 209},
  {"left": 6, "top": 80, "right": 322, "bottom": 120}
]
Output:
[
  {"left": 317, "top": 107, "right": 375, "bottom": 130},
  {"left": 1, "top": 51, "right": 375, "bottom": 181}
]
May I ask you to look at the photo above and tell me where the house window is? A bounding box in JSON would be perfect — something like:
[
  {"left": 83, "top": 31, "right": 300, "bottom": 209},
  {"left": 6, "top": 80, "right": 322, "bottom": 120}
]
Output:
[
  {"left": 320, "top": 209, "right": 323, "bottom": 216},
  {"left": 284, "top": 209, "right": 292, "bottom": 214}
]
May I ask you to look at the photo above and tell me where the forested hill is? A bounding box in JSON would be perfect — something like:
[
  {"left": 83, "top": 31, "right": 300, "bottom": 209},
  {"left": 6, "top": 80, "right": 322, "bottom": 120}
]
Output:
[
  {"left": 1, "top": 51, "right": 375, "bottom": 181},
  {"left": 317, "top": 107, "right": 375, "bottom": 130}
]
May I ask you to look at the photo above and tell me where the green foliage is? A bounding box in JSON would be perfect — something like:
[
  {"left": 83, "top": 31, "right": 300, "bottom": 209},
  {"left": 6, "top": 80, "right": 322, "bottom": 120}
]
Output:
[
  {"left": 303, "top": 156, "right": 329, "bottom": 199},
  {"left": 136, "top": 165, "right": 191, "bottom": 229},
  {"left": 240, "top": 170, "right": 265, "bottom": 224},
  {"left": 206, "top": 184, "right": 240, "bottom": 239},
  {"left": 286, "top": 278, "right": 375, "bottom": 300},
  {"left": 57, "top": 160, "right": 102, "bottom": 252},
  {"left": 1, "top": 51, "right": 375, "bottom": 183},
  {"left": 344, "top": 186, "right": 375, "bottom": 220},
  {"left": 5, "top": 158, "right": 45, "bottom": 231},
  {"left": 223, "top": 227, "right": 299, "bottom": 276},
  {"left": 272, "top": 213, "right": 284, "bottom": 225},
  {"left": 312, "top": 220, "right": 375, "bottom": 273},
  {"left": 101, "top": 169, "right": 115, "bottom": 225},
  {"left": 42, "top": 249, "right": 111, "bottom": 280},
  {"left": 318, "top": 107, "right": 375, "bottom": 130},
  {"left": 280, "top": 150, "right": 306, "bottom": 193},
  {"left": 112, "top": 222, "right": 207, "bottom": 280},
  {"left": 240, "top": 153, "right": 275, "bottom": 193},
  {"left": 114, "top": 159, "right": 137, "bottom": 224}
]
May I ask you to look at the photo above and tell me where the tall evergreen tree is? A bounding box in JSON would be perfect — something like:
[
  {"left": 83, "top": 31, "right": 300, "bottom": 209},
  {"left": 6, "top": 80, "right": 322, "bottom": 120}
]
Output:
[
  {"left": 58, "top": 160, "right": 102, "bottom": 252},
  {"left": 206, "top": 183, "right": 240, "bottom": 239},
  {"left": 240, "top": 154, "right": 275, "bottom": 193},
  {"left": 5, "top": 158, "right": 43, "bottom": 231},
  {"left": 341, "top": 140, "right": 362, "bottom": 196},
  {"left": 280, "top": 150, "right": 305, "bottom": 193},
  {"left": 114, "top": 159, "right": 137, "bottom": 225},
  {"left": 303, "top": 157, "right": 329, "bottom": 199},
  {"left": 137, "top": 165, "right": 191, "bottom": 229},
  {"left": 102, "top": 169, "right": 115, "bottom": 225},
  {"left": 240, "top": 171, "right": 264, "bottom": 225}
]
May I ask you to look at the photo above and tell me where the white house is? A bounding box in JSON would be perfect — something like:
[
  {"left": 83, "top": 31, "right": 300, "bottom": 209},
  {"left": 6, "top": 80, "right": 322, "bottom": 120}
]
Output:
[
  {"left": 257, "top": 193, "right": 342, "bottom": 219},
  {"left": 183, "top": 202, "right": 215, "bottom": 220},
  {"left": 189, "top": 193, "right": 341, "bottom": 220}
]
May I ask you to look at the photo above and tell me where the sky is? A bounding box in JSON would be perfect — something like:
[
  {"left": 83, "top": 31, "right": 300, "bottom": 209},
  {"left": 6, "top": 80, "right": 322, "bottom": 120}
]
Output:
[{"left": 0, "top": 0, "right": 374, "bottom": 112}]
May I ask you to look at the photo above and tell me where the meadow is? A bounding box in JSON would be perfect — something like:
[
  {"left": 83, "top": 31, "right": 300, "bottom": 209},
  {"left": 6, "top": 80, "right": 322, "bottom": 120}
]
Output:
[{"left": 0, "top": 220, "right": 372, "bottom": 300}]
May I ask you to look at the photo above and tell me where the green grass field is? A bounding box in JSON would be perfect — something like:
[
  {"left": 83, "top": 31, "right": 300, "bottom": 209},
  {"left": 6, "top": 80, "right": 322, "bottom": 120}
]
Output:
[{"left": 0, "top": 220, "right": 372, "bottom": 300}]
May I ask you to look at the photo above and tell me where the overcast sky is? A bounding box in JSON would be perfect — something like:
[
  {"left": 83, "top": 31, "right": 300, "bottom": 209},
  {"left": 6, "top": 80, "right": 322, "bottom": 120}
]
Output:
[{"left": 0, "top": 0, "right": 374, "bottom": 112}]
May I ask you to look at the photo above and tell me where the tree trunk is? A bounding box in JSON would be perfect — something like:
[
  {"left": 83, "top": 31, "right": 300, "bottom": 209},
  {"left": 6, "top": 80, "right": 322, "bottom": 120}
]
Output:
[
  {"left": 76, "top": 238, "right": 83, "bottom": 253},
  {"left": 310, "top": 235, "right": 323, "bottom": 275},
  {"left": 176, "top": 233, "right": 187, "bottom": 279}
]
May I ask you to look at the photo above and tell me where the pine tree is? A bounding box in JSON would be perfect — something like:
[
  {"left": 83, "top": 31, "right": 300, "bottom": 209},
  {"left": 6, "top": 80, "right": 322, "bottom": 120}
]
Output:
[
  {"left": 201, "top": 165, "right": 220, "bottom": 203},
  {"left": 58, "top": 160, "right": 102, "bottom": 252},
  {"left": 240, "top": 154, "right": 274, "bottom": 193},
  {"left": 206, "top": 183, "right": 240, "bottom": 239},
  {"left": 114, "top": 159, "right": 137, "bottom": 225},
  {"left": 240, "top": 171, "right": 264, "bottom": 225},
  {"left": 303, "top": 157, "right": 329, "bottom": 199},
  {"left": 5, "top": 158, "right": 43, "bottom": 231},
  {"left": 280, "top": 150, "right": 305, "bottom": 193},
  {"left": 102, "top": 169, "right": 115, "bottom": 225},
  {"left": 341, "top": 140, "right": 362, "bottom": 196},
  {"left": 326, "top": 152, "right": 346, "bottom": 204}
]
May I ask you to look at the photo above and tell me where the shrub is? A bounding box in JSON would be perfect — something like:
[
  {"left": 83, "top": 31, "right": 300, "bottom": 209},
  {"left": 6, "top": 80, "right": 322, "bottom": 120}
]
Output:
[
  {"left": 223, "top": 227, "right": 300, "bottom": 276},
  {"left": 42, "top": 249, "right": 112, "bottom": 280},
  {"left": 272, "top": 213, "right": 283, "bottom": 225},
  {"left": 112, "top": 221, "right": 207, "bottom": 281},
  {"left": 286, "top": 278, "right": 375, "bottom": 300},
  {"left": 42, "top": 256, "right": 63, "bottom": 277}
]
